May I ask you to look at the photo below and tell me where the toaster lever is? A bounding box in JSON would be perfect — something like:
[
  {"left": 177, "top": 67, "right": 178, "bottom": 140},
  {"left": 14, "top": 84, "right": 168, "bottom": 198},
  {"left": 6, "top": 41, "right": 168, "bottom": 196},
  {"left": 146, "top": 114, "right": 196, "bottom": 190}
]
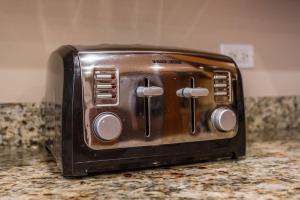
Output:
[
  {"left": 176, "top": 87, "right": 209, "bottom": 98},
  {"left": 136, "top": 86, "right": 164, "bottom": 97}
]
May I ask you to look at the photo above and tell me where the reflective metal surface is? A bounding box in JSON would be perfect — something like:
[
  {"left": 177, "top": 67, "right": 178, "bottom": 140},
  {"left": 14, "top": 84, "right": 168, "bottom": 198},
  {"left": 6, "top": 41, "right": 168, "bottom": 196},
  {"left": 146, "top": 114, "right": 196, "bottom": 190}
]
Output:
[{"left": 79, "top": 51, "right": 238, "bottom": 150}]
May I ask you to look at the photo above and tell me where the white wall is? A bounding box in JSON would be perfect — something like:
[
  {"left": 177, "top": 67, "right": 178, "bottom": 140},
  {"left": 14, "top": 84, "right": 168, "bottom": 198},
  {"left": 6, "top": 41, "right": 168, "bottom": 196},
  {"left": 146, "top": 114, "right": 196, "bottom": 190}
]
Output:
[{"left": 0, "top": 0, "right": 300, "bottom": 102}]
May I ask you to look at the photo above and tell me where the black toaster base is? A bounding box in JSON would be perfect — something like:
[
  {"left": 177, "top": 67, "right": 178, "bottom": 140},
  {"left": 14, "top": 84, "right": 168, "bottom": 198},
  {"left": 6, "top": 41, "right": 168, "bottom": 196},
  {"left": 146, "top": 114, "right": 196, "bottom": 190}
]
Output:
[
  {"left": 63, "top": 138, "right": 246, "bottom": 177},
  {"left": 71, "top": 152, "right": 243, "bottom": 177}
]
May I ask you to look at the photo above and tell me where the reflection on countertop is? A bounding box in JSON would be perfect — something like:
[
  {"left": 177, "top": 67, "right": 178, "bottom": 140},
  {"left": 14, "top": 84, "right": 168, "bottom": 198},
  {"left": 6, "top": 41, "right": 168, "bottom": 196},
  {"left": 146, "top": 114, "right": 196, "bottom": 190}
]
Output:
[{"left": 0, "top": 130, "right": 299, "bottom": 199}]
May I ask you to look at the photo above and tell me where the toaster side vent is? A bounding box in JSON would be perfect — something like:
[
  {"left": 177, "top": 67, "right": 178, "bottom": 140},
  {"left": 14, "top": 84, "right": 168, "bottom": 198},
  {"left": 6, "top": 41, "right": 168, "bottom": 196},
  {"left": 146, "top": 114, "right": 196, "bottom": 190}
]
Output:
[
  {"left": 213, "top": 71, "right": 232, "bottom": 103},
  {"left": 93, "top": 67, "right": 119, "bottom": 106}
]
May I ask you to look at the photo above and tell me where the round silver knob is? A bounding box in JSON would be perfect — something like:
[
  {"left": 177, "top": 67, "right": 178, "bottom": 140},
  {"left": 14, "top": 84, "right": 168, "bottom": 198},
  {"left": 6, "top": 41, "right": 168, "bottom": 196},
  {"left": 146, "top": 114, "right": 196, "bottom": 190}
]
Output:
[
  {"left": 211, "top": 108, "right": 237, "bottom": 132},
  {"left": 93, "top": 113, "right": 122, "bottom": 141}
]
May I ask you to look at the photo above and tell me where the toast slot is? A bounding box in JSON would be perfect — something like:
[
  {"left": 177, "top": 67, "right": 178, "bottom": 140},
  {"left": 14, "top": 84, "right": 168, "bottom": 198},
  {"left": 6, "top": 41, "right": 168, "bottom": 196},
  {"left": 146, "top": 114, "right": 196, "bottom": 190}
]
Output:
[
  {"left": 144, "top": 78, "right": 151, "bottom": 137},
  {"left": 190, "top": 77, "right": 196, "bottom": 133}
]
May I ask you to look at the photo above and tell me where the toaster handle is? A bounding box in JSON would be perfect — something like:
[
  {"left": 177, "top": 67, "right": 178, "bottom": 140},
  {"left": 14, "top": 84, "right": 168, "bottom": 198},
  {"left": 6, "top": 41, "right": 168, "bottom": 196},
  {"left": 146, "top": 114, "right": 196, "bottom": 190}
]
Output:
[
  {"left": 136, "top": 86, "right": 164, "bottom": 97},
  {"left": 176, "top": 87, "right": 209, "bottom": 98}
]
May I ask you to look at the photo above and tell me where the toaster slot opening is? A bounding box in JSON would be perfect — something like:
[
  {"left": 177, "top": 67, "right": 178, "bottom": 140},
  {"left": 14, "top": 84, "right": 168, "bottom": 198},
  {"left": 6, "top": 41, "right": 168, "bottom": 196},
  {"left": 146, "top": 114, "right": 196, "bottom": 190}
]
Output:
[
  {"left": 190, "top": 77, "right": 196, "bottom": 134},
  {"left": 144, "top": 78, "right": 151, "bottom": 137}
]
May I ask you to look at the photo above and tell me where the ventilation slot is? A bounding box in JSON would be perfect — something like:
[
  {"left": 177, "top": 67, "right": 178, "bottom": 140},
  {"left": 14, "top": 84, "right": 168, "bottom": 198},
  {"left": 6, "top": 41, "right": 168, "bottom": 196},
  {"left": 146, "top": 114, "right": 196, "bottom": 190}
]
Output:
[
  {"left": 213, "top": 71, "right": 232, "bottom": 103},
  {"left": 94, "top": 67, "right": 119, "bottom": 106}
]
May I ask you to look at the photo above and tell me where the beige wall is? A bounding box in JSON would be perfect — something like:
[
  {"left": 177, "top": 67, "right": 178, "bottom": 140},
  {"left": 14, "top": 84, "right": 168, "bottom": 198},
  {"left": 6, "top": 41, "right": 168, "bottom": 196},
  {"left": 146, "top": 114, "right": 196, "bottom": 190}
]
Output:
[{"left": 0, "top": 0, "right": 300, "bottom": 102}]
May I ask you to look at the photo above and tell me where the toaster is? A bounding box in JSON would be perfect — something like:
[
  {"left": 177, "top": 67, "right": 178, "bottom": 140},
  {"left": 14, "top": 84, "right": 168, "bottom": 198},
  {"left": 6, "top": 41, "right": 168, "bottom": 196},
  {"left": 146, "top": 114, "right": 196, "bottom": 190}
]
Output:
[{"left": 44, "top": 45, "right": 246, "bottom": 177}]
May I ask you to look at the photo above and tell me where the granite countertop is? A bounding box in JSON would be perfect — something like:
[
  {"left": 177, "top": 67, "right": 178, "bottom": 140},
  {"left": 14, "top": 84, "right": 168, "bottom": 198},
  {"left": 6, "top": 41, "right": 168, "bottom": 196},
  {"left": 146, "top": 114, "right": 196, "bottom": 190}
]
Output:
[{"left": 0, "top": 131, "right": 300, "bottom": 200}]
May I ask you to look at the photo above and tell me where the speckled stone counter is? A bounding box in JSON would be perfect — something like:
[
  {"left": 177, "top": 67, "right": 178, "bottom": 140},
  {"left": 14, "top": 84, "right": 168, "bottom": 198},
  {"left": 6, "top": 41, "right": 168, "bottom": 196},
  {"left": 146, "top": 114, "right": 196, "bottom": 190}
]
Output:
[
  {"left": 1, "top": 96, "right": 300, "bottom": 148},
  {"left": 245, "top": 96, "right": 300, "bottom": 132},
  {"left": 0, "top": 130, "right": 299, "bottom": 199}
]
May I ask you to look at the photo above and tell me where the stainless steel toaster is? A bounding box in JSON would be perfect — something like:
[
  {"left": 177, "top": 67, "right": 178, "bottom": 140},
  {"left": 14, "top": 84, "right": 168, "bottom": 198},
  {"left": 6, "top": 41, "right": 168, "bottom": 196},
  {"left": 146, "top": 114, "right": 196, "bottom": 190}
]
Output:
[{"left": 44, "top": 45, "right": 246, "bottom": 177}]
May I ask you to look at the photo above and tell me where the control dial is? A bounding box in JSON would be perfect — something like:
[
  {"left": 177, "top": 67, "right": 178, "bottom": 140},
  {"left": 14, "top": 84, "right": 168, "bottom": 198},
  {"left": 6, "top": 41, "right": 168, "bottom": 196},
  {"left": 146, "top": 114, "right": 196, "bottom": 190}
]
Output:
[
  {"left": 93, "top": 113, "right": 122, "bottom": 141},
  {"left": 211, "top": 108, "right": 237, "bottom": 132}
]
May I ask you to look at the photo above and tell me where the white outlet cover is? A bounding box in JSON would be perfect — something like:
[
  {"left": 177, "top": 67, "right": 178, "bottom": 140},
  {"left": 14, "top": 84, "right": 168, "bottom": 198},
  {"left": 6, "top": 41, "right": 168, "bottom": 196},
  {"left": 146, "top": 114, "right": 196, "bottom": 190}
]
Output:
[{"left": 220, "top": 44, "right": 254, "bottom": 68}]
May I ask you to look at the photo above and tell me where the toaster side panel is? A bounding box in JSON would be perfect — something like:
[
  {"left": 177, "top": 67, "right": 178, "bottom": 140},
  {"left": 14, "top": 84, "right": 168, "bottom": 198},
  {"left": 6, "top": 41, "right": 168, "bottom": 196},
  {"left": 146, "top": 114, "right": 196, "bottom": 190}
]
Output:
[
  {"left": 44, "top": 45, "right": 78, "bottom": 176},
  {"left": 234, "top": 65, "right": 246, "bottom": 157}
]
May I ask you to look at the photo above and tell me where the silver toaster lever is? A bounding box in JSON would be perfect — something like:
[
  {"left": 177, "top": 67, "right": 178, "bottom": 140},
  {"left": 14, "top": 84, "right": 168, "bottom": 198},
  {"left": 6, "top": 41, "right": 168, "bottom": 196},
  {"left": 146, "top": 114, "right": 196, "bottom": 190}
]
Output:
[
  {"left": 136, "top": 86, "right": 164, "bottom": 97},
  {"left": 176, "top": 87, "right": 209, "bottom": 98}
]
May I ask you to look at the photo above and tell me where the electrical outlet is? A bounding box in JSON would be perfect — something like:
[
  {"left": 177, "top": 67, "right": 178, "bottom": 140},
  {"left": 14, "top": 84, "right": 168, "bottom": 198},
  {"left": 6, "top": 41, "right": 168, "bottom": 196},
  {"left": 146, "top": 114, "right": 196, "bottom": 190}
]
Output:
[{"left": 220, "top": 44, "right": 254, "bottom": 68}]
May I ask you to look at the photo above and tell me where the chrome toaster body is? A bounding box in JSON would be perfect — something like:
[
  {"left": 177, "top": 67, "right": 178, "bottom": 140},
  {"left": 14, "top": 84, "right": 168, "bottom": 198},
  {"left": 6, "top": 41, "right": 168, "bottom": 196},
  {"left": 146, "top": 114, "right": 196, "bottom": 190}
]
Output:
[{"left": 44, "top": 45, "right": 246, "bottom": 177}]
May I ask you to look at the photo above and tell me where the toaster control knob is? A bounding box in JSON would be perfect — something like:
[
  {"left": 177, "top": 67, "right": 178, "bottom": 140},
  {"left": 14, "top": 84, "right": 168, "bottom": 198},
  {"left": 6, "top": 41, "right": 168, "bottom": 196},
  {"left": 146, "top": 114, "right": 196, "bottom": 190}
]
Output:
[
  {"left": 93, "top": 113, "right": 122, "bottom": 141},
  {"left": 211, "top": 108, "right": 236, "bottom": 132}
]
